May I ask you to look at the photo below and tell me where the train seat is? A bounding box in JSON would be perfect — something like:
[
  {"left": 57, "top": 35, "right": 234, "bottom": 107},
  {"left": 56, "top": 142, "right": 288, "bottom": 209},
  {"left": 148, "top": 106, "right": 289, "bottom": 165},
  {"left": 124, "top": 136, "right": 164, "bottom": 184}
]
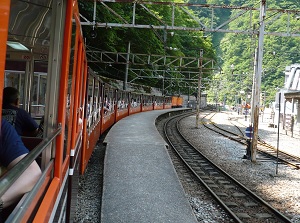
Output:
[{"left": 21, "top": 137, "right": 43, "bottom": 151}]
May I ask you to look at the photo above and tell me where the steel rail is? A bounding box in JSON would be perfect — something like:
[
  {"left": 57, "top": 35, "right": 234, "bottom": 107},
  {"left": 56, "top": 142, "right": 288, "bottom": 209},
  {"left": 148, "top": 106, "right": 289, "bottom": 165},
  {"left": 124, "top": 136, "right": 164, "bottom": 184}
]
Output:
[
  {"left": 163, "top": 112, "right": 242, "bottom": 223},
  {"left": 204, "top": 112, "right": 300, "bottom": 169},
  {"left": 164, "top": 112, "right": 292, "bottom": 222}
]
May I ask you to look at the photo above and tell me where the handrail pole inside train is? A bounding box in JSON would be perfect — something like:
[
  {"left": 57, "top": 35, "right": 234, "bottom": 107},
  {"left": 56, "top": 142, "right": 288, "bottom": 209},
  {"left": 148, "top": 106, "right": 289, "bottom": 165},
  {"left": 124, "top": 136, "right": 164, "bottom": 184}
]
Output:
[
  {"left": 3, "top": 128, "right": 61, "bottom": 222},
  {"left": 0, "top": 127, "right": 62, "bottom": 197}
]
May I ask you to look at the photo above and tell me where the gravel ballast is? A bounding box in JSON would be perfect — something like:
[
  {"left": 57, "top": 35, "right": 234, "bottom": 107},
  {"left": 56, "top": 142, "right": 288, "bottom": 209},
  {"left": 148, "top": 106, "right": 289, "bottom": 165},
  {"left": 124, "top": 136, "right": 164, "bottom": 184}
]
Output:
[{"left": 179, "top": 111, "right": 300, "bottom": 223}]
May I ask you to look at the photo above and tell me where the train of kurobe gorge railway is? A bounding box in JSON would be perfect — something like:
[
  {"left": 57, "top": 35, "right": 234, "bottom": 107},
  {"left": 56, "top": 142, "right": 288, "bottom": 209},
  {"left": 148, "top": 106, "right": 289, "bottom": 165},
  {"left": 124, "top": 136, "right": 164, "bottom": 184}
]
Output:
[{"left": 0, "top": 1, "right": 184, "bottom": 222}]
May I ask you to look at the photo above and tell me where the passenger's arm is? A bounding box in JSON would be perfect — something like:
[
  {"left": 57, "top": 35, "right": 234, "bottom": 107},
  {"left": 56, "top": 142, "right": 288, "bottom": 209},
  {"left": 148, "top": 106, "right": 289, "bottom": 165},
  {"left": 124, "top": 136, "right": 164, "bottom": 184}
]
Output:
[{"left": 1, "top": 154, "right": 41, "bottom": 208}]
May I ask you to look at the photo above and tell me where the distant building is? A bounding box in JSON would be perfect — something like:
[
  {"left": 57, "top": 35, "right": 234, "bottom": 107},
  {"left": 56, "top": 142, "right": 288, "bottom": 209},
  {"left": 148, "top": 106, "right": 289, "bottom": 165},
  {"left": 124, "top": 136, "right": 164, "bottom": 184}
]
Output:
[
  {"left": 181, "top": 93, "right": 207, "bottom": 109},
  {"left": 273, "top": 64, "right": 300, "bottom": 137}
]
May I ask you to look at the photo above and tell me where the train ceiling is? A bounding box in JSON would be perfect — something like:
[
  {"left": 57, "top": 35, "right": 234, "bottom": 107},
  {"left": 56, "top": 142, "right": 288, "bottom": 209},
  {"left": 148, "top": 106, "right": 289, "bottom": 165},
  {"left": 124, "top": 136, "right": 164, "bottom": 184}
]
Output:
[{"left": 7, "top": 0, "right": 52, "bottom": 55}]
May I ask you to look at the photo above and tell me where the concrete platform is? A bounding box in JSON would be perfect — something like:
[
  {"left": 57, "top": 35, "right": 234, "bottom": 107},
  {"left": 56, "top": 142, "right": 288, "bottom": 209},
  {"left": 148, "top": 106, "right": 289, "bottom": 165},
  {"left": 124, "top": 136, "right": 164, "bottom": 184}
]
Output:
[{"left": 101, "top": 109, "right": 197, "bottom": 223}]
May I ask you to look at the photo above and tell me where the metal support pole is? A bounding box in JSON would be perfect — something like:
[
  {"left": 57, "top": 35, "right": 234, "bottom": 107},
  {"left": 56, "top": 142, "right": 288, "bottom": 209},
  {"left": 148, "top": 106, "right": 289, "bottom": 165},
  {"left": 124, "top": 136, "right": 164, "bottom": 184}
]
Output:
[
  {"left": 124, "top": 41, "right": 131, "bottom": 90},
  {"left": 196, "top": 49, "right": 203, "bottom": 128},
  {"left": 251, "top": 0, "right": 266, "bottom": 162},
  {"left": 283, "top": 99, "right": 286, "bottom": 131},
  {"left": 276, "top": 92, "right": 281, "bottom": 175},
  {"left": 162, "top": 69, "right": 165, "bottom": 95},
  {"left": 188, "top": 73, "right": 190, "bottom": 106},
  {"left": 251, "top": 48, "right": 257, "bottom": 124}
]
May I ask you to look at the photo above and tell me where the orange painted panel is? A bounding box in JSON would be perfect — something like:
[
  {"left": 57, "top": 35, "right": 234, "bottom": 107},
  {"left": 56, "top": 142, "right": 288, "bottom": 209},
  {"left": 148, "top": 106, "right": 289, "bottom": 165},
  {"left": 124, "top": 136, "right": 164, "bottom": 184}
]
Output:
[
  {"left": 177, "top": 97, "right": 183, "bottom": 107},
  {"left": 142, "top": 105, "right": 153, "bottom": 112},
  {"left": 129, "top": 106, "right": 141, "bottom": 115},
  {"left": 171, "top": 96, "right": 178, "bottom": 107},
  {"left": 81, "top": 121, "right": 101, "bottom": 174},
  {"left": 101, "top": 113, "right": 115, "bottom": 133},
  {"left": 0, "top": 0, "right": 10, "bottom": 114},
  {"left": 116, "top": 109, "right": 128, "bottom": 122},
  {"left": 33, "top": 178, "right": 61, "bottom": 223}
]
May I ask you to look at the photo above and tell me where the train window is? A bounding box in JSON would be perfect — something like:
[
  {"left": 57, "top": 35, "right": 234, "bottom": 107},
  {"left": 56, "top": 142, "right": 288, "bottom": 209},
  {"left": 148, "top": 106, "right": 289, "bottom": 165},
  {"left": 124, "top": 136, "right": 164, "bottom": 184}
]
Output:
[
  {"left": 4, "top": 71, "right": 25, "bottom": 106},
  {"left": 156, "top": 97, "right": 161, "bottom": 105},
  {"left": 103, "top": 86, "right": 109, "bottom": 115},
  {"left": 103, "top": 87, "right": 114, "bottom": 114},
  {"left": 31, "top": 72, "right": 47, "bottom": 117},
  {"left": 118, "top": 91, "right": 127, "bottom": 109},
  {"left": 87, "top": 95, "right": 92, "bottom": 129},
  {"left": 123, "top": 92, "right": 129, "bottom": 108},
  {"left": 99, "top": 96, "right": 102, "bottom": 111},
  {"left": 148, "top": 95, "right": 152, "bottom": 105},
  {"left": 137, "top": 95, "right": 141, "bottom": 105},
  {"left": 87, "top": 77, "right": 94, "bottom": 128},
  {"left": 78, "top": 63, "right": 85, "bottom": 132},
  {"left": 116, "top": 91, "right": 121, "bottom": 109},
  {"left": 130, "top": 93, "right": 140, "bottom": 107},
  {"left": 94, "top": 81, "right": 100, "bottom": 121},
  {"left": 109, "top": 89, "right": 114, "bottom": 112}
]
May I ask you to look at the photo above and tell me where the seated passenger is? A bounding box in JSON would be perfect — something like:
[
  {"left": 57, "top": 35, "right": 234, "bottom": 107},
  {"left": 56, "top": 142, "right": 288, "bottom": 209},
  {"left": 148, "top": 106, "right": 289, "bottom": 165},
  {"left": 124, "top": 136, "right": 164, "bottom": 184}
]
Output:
[
  {"left": 117, "top": 98, "right": 121, "bottom": 109},
  {"left": 103, "top": 97, "right": 110, "bottom": 114},
  {"left": 0, "top": 119, "right": 41, "bottom": 222},
  {"left": 2, "top": 87, "right": 41, "bottom": 137}
]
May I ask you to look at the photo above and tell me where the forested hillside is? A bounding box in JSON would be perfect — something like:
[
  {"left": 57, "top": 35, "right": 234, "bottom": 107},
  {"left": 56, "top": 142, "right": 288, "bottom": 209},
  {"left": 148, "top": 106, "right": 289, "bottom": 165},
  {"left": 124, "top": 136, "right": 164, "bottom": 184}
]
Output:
[
  {"left": 79, "top": 0, "right": 300, "bottom": 106},
  {"left": 214, "top": 0, "right": 300, "bottom": 107}
]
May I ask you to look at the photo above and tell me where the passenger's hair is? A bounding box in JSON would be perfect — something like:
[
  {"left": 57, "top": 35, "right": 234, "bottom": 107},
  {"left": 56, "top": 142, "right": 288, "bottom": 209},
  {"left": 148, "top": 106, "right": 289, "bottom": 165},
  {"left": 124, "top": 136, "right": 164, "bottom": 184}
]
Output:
[{"left": 3, "top": 87, "right": 19, "bottom": 105}]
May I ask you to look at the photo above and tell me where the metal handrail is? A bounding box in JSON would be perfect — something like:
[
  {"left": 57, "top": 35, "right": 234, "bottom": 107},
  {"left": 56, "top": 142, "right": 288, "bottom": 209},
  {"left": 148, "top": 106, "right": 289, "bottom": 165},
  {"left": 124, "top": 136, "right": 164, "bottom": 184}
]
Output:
[
  {"left": 0, "top": 126, "right": 62, "bottom": 197},
  {"left": 5, "top": 160, "right": 54, "bottom": 223}
]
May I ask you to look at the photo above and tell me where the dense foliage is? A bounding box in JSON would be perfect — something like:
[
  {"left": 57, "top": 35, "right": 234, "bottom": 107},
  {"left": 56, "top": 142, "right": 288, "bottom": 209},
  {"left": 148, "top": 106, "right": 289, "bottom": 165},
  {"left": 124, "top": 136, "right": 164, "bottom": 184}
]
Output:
[
  {"left": 210, "top": 0, "right": 300, "bottom": 107},
  {"left": 79, "top": 1, "right": 215, "bottom": 95},
  {"left": 79, "top": 0, "right": 300, "bottom": 105}
]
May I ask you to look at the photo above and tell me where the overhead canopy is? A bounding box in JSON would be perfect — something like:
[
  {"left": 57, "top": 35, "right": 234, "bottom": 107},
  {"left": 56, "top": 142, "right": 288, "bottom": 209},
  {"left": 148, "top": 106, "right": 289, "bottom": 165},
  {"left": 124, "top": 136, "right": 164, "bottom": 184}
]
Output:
[{"left": 284, "top": 91, "right": 300, "bottom": 101}]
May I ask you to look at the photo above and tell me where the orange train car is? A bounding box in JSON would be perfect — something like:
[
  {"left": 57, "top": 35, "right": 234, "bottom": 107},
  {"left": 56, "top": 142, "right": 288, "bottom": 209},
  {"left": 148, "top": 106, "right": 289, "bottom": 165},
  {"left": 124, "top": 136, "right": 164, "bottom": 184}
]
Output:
[
  {"left": 171, "top": 96, "right": 183, "bottom": 108},
  {"left": 0, "top": 1, "right": 173, "bottom": 222}
]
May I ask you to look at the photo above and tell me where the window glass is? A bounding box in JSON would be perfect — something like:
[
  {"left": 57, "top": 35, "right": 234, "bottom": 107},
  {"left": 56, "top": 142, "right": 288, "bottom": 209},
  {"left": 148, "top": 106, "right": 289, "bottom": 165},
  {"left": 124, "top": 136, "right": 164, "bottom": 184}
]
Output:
[
  {"left": 4, "top": 71, "right": 25, "bottom": 106},
  {"left": 31, "top": 72, "right": 47, "bottom": 117}
]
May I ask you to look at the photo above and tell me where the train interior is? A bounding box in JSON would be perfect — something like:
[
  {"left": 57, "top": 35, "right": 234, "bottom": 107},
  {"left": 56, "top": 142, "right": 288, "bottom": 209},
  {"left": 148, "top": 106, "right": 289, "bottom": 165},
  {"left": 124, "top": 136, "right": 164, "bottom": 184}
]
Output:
[
  {"left": 1, "top": 1, "right": 61, "bottom": 221},
  {"left": 6, "top": 1, "right": 52, "bottom": 151},
  {"left": 6, "top": 0, "right": 52, "bottom": 123}
]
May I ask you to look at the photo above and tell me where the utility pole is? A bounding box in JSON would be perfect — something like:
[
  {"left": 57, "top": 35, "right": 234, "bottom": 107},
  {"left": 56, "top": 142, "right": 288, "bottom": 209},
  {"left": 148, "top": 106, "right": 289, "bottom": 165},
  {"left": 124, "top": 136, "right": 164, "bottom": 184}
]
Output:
[
  {"left": 196, "top": 49, "right": 203, "bottom": 128},
  {"left": 188, "top": 73, "right": 190, "bottom": 107},
  {"left": 124, "top": 41, "right": 130, "bottom": 90},
  {"left": 251, "top": 0, "right": 266, "bottom": 162}
]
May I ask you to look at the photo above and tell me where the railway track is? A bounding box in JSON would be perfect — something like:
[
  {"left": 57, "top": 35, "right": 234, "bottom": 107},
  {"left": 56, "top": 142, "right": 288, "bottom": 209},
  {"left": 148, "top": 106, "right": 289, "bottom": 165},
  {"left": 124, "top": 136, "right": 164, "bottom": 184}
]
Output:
[
  {"left": 164, "top": 112, "right": 292, "bottom": 223},
  {"left": 203, "top": 111, "right": 300, "bottom": 169}
]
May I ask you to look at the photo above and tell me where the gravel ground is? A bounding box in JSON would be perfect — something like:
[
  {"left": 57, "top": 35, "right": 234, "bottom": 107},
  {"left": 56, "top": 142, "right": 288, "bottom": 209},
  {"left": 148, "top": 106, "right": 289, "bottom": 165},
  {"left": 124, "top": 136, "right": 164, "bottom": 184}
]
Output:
[
  {"left": 179, "top": 111, "right": 300, "bottom": 223},
  {"left": 74, "top": 136, "right": 105, "bottom": 223},
  {"left": 75, "top": 110, "right": 300, "bottom": 223}
]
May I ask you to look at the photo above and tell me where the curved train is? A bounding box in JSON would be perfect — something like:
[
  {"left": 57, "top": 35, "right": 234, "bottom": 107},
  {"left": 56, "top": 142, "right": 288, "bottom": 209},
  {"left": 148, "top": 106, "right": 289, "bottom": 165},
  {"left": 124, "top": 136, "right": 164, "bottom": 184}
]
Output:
[{"left": 0, "top": 1, "right": 184, "bottom": 222}]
